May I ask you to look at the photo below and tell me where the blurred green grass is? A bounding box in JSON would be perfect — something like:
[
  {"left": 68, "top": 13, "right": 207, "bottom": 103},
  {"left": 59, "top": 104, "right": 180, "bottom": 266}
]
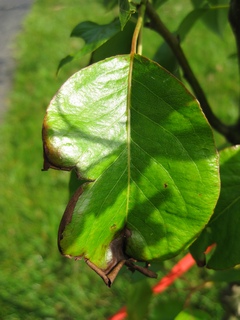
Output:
[{"left": 0, "top": 0, "right": 238, "bottom": 319}]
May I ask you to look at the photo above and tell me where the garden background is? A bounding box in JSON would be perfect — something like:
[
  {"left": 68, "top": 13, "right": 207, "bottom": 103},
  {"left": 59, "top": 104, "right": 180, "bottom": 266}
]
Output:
[{"left": 0, "top": 0, "right": 238, "bottom": 319}]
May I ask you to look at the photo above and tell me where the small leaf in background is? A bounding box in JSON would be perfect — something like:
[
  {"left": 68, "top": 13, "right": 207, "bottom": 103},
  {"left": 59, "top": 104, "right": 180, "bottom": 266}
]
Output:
[
  {"left": 177, "top": 8, "right": 209, "bottom": 42},
  {"left": 153, "top": 42, "right": 180, "bottom": 78},
  {"left": 149, "top": 299, "right": 184, "bottom": 320},
  {"left": 174, "top": 308, "right": 212, "bottom": 320},
  {"left": 101, "top": 0, "right": 118, "bottom": 10},
  {"left": 119, "top": 0, "right": 136, "bottom": 30},
  {"left": 190, "top": 0, "right": 216, "bottom": 8},
  {"left": 210, "top": 268, "right": 240, "bottom": 283},
  {"left": 43, "top": 54, "right": 219, "bottom": 285},
  {"left": 152, "top": 0, "right": 169, "bottom": 9},
  {"left": 127, "top": 279, "right": 152, "bottom": 320},
  {"left": 58, "top": 18, "right": 120, "bottom": 71},
  {"left": 91, "top": 20, "right": 135, "bottom": 63},
  {"left": 57, "top": 55, "right": 74, "bottom": 72},
  {"left": 190, "top": 145, "right": 240, "bottom": 269},
  {"left": 189, "top": 227, "right": 213, "bottom": 267},
  {"left": 190, "top": 0, "right": 229, "bottom": 37},
  {"left": 153, "top": 7, "right": 210, "bottom": 77}
]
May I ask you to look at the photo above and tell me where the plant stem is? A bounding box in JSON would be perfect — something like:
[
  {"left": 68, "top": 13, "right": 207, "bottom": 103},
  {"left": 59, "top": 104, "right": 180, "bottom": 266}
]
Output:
[
  {"left": 145, "top": 2, "right": 240, "bottom": 144},
  {"left": 131, "top": 2, "right": 146, "bottom": 54}
]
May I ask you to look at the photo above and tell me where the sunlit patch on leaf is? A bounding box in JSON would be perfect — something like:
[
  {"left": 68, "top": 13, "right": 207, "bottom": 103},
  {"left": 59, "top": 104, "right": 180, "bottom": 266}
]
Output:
[{"left": 43, "top": 54, "right": 219, "bottom": 285}]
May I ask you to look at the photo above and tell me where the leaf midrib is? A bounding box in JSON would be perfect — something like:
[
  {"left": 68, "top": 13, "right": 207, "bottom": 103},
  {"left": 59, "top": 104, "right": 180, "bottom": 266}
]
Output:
[{"left": 126, "top": 53, "right": 134, "bottom": 220}]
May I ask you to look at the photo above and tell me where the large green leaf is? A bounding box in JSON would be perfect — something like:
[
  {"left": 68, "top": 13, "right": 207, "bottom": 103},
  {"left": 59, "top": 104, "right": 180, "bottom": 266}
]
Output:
[
  {"left": 43, "top": 54, "right": 219, "bottom": 285},
  {"left": 190, "top": 145, "right": 240, "bottom": 269}
]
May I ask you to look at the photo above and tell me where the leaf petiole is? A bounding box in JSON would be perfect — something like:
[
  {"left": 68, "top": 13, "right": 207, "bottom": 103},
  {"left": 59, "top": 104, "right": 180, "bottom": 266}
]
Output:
[{"left": 131, "top": 1, "right": 147, "bottom": 54}]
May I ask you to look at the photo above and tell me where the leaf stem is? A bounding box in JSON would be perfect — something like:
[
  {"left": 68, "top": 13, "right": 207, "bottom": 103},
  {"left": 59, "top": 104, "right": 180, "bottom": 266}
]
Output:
[
  {"left": 131, "top": 1, "right": 146, "bottom": 54},
  {"left": 145, "top": 2, "right": 240, "bottom": 144}
]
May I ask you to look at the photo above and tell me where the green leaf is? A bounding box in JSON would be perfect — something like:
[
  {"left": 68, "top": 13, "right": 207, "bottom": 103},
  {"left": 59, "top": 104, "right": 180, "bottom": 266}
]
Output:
[
  {"left": 156, "top": 8, "right": 208, "bottom": 79},
  {"left": 91, "top": 20, "right": 135, "bottom": 63},
  {"left": 202, "top": 6, "right": 228, "bottom": 37},
  {"left": 43, "top": 54, "right": 219, "bottom": 285},
  {"left": 210, "top": 269, "right": 240, "bottom": 283},
  {"left": 190, "top": 145, "right": 240, "bottom": 269},
  {"left": 150, "top": 299, "right": 183, "bottom": 320},
  {"left": 119, "top": 0, "right": 136, "bottom": 30},
  {"left": 58, "top": 18, "right": 121, "bottom": 71},
  {"left": 189, "top": 227, "right": 212, "bottom": 267},
  {"left": 174, "top": 309, "right": 212, "bottom": 320},
  {"left": 190, "top": 0, "right": 210, "bottom": 8},
  {"left": 57, "top": 55, "right": 74, "bottom": 72},
  {"left": 152, "top": 0, "right": 169, "bottom": 9},
  {"left": 153, "top": 8, "right": 211, "bottom": 77},
  {"left": 153, "top": 42, "right": 180, "bottom": 78},
  {"left": 177, "top": 8, "right": 209, "bottom": 41},
  {"left": 191, "top": 0, "right": 227, "bottom": 8},
  {"left": 127, "top": 280, "right": 152, "bottom": 320},
  {"left": 190, "top": 0, "right": 229, "bottom": 36},
  {"left": 209, "top": 147, "right": 240, "bottom": 222},
  {"left": 100, "top": 0, "right": 118, "bottom": 9}
]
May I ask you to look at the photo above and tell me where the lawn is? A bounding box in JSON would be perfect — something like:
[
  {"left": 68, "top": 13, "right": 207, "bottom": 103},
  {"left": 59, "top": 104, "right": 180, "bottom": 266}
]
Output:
[{"left": 0, "top": 0, "right": 238, "bottom": 319}]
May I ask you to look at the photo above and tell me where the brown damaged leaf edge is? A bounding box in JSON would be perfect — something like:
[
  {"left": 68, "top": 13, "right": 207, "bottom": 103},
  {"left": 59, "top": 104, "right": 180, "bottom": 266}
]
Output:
[
  {"left": 58, "top": 186, "right": 157, "bottom": 287},
  {"left": 42, "top": 118, "right": 75, "bottom": 172}
]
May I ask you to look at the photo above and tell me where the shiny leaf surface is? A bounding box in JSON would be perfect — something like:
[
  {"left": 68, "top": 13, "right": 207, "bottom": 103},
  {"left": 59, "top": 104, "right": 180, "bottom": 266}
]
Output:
[{"left": 43, "top": 54, "right": 219, "bottom": 285}]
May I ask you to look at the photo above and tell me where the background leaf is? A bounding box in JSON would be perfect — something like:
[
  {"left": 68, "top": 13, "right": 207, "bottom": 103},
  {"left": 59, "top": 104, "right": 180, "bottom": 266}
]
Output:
[
  {"left": 153, "top": 8, "right": 210, "bottom": 78},
  {"left": 174, "top": 309, "right": 212, "bottom": 320},
  {"left": 119, "top": 0, "right": 135, "bottom": 30},
  {"left": 126, "top": 279, "right": 152, "bottom": 320},
  {"left": 210, "top": 269, "right": 240, "bottom": 283},
  {"left": 90, "top": 20, "right": 135, "bottom": 63},
  {"left": 153, "top": 42, "right": 180, "bottom": 78},
  {"left": 43, "top": 54, "right": 219, "bottom": 281},
  {"left": 190, "top": 145, "right": 240, "bottom": 269},
  {"left": 177, "top": 8, "right": 209, "bottom": 42},
  {"left": 100, "top": 0, "right": 118, "bottom": 9},
  {"left": 152, "top": 0, "right": 170, "bottom": 9},
  {"left": 149, "top": 299, "right": 184, "bottom": 320},
  {"left": 190, "top": 0, "right": 229, "bottom": 36},
  {"left": 58, "top": 18, "right": 120, "bottom": 71}
]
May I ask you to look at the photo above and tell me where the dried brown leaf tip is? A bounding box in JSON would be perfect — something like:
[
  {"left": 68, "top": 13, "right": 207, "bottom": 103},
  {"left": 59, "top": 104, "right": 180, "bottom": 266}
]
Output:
[{"left": 85, "top": 228, "right": 157, "bottom": 287}]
